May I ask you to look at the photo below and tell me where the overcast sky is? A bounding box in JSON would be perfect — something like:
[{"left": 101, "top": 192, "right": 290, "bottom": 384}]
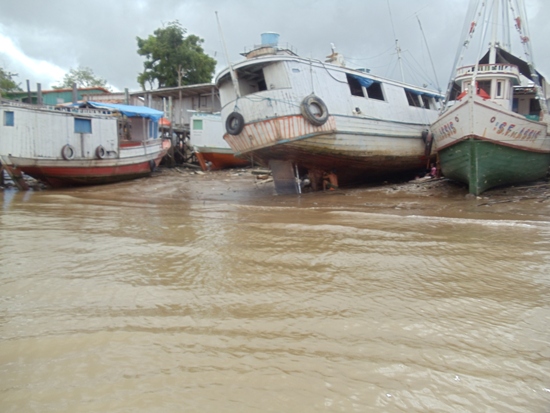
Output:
[{"left": 0, "top": 0, "right": 548, "bottom": 93}]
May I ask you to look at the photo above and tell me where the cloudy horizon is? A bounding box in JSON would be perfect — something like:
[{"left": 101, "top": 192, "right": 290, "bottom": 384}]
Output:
[{"left": 1, "top": 0, "right": 548, "bottom": 93}]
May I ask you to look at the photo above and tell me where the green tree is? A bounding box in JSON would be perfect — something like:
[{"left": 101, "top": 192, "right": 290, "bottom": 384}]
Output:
[
  {"left": 0, "top": 67, "right": 21, "bottom": 96},
  {"left": 52, "top": 66, "right": 108, "bottom": 89},
  {"left": 136, "top": 21, "right": 216, "bottom": 90}
]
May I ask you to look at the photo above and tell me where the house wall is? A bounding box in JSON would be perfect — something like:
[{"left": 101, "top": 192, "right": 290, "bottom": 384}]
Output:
[{"left": 139, "top": 91, "right": 221, "bottom": 130}]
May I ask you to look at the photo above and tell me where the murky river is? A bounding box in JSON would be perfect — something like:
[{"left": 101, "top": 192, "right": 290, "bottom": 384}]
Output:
[{"left": 1, "top": 169, "right": 550, "bottom": 412}]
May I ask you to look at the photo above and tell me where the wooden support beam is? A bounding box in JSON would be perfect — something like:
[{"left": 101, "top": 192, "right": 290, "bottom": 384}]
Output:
[{"left": 0, "top": 158, "right": 29, "bottom": 190}]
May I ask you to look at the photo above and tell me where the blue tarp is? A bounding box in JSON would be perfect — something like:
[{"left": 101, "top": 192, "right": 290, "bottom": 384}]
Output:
[
  {"left": 405, "top": 88, "right": 441, "bottom": 99},
  {"left": 86, "top": 101, "right": 164, "bottom": 121},
  {"left": 350, "top": 74, "right": 375, "bottom": 88},
  {"left": 405, "top": 88, "right": 422, "bottom": 96}
]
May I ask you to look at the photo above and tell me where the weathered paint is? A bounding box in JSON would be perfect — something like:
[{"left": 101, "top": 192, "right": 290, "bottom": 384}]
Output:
[
  {"left": 215, "top": 51, "right": 442, "bottom": 187},
  {"left": 191, "top": 112, "right": 249, "bottom": 171},
  {"left": 439, "top": 138, "right": 550, "bottom": 195},
  {"left": 432, "top": 93, "right": 550, "bottom": 194},
  {"left": 0, "top": 100, "right": 170, "bottom": 187},
  {"left": 195, "top": 151, "right": 249, "bottom": 171},
  {"left": 431, "top": 0, "right": 550, "bottom": 194}
]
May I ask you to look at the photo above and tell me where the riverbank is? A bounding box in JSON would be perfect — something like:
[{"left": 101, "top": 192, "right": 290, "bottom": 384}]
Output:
[{"left": 3, "top": 166, "right": 550, "bottom": 221}]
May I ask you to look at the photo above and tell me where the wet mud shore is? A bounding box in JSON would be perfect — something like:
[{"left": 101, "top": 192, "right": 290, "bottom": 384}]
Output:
[
  {"left": 3, "top": 166, "right": 550, "bottom": 221},
  {"left": 151, "top": 167, "right": 550, "bottom": 222}
]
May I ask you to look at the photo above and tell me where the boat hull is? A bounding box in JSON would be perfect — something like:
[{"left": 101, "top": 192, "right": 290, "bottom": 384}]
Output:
[
  {"left": 225, "top": 114, "right": 432, "bottom": 184},
  {"left": 8, "top": 142, "right": 170, "bottom": 188},
  {"left": 0, "top": 100, "right": 171, "bottom": 188},
  {"left": 194, "top": 147, "right": 250, "bottom": 171},
  {"left": 433, "top": 96, "right": 550, "bottom": 194},
  {"left": 439, "top": 139, "right": 550, "bottom": 194},
  {"left": 216, "top": 54, "right": 442, "bottom": 191}
]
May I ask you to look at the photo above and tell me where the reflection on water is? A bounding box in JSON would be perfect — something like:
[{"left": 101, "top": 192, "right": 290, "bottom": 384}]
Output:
[{"left": 1, "top": 175, "right": 550, "bottom": 412}]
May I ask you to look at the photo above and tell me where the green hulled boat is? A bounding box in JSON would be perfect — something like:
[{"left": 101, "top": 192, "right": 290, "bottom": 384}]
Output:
[
  {"left": 432, "top": 0, "right": 550, "bottom": 195},
  {"left": 439, "top": 138, "right": 550, "bottom": 195}
]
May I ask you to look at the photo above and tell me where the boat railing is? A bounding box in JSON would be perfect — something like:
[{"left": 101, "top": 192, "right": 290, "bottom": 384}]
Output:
[{"left": 456, "top": 64, "right": 520, "bottom": 77}]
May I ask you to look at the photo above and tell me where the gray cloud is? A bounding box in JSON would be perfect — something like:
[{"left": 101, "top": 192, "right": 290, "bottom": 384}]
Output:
[{"left": 1, "top": 0, "right": 548, "bottom": 92}]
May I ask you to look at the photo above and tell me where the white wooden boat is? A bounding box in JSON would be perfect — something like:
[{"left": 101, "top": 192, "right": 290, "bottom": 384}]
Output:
[
  {"left": 431, "top": 0, "right": 550, "bottom": 195},
  {"left": 190, "top": 113, "right": 250, "bottom": 171},
  {"left": 215, "top": 34, "right": 442, "bottom": 193},
  {"left": 0, "top": 100, "right": 170, "bottom": 188}
]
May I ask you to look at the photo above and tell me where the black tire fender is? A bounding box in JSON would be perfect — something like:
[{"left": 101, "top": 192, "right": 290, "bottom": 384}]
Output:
[
  {"left": 226, "top": 112, "right": 245, "bottom": 135},
  {"left": 61, "top": 144, "right": 75, "bottom": 160},
  {"left": 96, "top": 145, "right": 107, "bottom": 159},
  {"left": 300, "top": 95, "right": 329, "bottom": 126}
]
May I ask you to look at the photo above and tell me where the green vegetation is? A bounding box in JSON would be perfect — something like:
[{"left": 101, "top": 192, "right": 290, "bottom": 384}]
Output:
[
  {"left": 136, "top": 21, "right": 216, "bottom": 90},
  {"left": 0, "top": 67, "right": 22, "bottom": 96},
  {"left": 52, "top": 66, "right": 108, "bottom": 89}
]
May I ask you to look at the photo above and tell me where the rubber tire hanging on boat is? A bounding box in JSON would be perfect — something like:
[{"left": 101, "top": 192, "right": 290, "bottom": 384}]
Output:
[
  {"left": 149, "top": 159, "right": 156, "bottom": 172},
  {"left": 96, "top": 145, "right": 107, "bottom": 159},
  {"left": 300, "top": 95, "right": 329, "bottom": 126},
  {"left": 61, "top": 144, "right": 76, "bottom": 160},
  {"left": 226, "top": 112, "right": 245, "bottom": 135}
]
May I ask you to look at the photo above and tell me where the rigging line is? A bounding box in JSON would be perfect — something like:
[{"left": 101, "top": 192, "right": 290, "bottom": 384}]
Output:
[
  {"left": 416, "top": 14, "right": 441, "bottom": 93},
  {"left": 402, "top": 50, "right": 439, "bottom": 87},
  {"left": 215, "top": 11, "right": 240, "bottom": 102},
  {"left": 472, "top": 0, "right": 492, "bottom": 88},
  {"left": 309, "top": 54, "right": 315, "bottom": 95},
  {"left": 386, "top": 0, "right": 405, "bottom": 82},
  {"left": 310, "top": 59, "right": 349, "bottom": 84},
  {"left": 345, "top": 45, "right": 396, "bottom": 62},
  {"left": 441, "top": 0, "right": 483, "bottom": 110}
]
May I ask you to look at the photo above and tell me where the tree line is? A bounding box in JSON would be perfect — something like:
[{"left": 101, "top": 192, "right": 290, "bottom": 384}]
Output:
[{"left": 0, "top": 20, "right": 216, "bottom": 96}]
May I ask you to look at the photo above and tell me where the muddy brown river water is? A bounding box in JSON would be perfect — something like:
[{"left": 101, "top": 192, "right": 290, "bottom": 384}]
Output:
[{"left": 1, "top": 168, "right": 550, "bottom": 412}]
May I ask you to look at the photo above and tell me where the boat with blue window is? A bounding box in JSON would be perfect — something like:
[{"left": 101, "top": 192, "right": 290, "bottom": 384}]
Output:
[
  {"left": 0, "top": 100, "right": 170, "bottom": 188},
  {"left": 215, "top": 33, "right": 442, "bottom": 193}
]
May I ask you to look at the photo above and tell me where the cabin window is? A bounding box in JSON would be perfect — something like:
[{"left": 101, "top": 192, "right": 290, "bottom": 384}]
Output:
[
  {"left": 236, "top": 67, "right": 267, "bottom": 96},
  {"left": 236, "top": 62, "right": 291, "bottom": 96},
  {"left": 405, "top": 90, "right": 421, "bottom": 107},
  {"left": 496, "top": 81, "right": 503, "bottom": 98},
  {"left": 193, "top": 119, "right": 203, "bottom": 130},
  {"left": 478, "top": 81, "right": 491, "bottom": 97},
  {"left": 74, "top": 118, "right": 92, "bottom": 133},
  {"left": 421, "top": 95, "right": 431, "bottom": 109},
  {"left": 346, "top": 74, "right": 365, "bottom": 97},
  {"left": 148, "top": 121, "right": 159, "bottom": 139},
  {"left": 366, "top": 82, "right": 385, "bottom": 101},
  {"left": 4, "top": 111, "right": 14, "bottom": 126}
]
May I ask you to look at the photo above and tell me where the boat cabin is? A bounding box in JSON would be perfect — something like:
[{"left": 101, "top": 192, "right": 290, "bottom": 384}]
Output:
[
  {"left": 80, "top": 101, "right": 163, "bottom": 145},
  {"left": 451, "top": 47, "right": 546, "bottom": 121}
]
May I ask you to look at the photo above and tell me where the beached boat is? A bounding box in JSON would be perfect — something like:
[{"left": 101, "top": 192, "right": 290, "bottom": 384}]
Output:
[
  {"left": 0, "top": 100, "right": 170, "bottom": 188},
  {"left": 190, "top": 112, "right": 250, "bottom": 171},
  {"left": 215, "top": 33, "right": 442, "bottom": 193},
  {"left": 431, "top": 0, "right": 550, "bottom": 195}
]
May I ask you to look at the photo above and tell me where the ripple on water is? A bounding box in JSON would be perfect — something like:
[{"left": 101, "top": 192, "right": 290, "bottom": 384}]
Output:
[{"left": 1, "top": 187, "right": 550, "bottom": 412}]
